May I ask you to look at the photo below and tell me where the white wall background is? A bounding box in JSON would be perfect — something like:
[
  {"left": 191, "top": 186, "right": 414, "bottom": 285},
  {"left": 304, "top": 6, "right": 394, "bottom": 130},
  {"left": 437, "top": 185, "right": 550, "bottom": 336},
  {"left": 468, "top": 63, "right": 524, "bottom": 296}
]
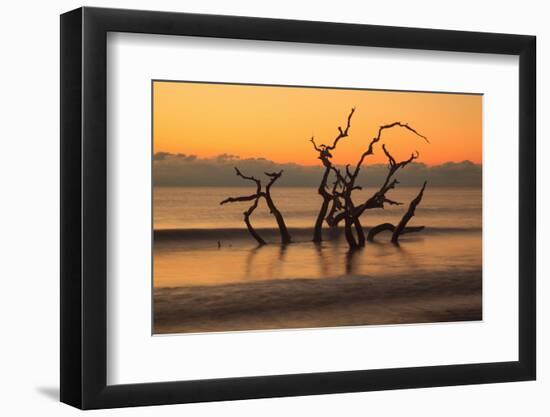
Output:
[{"left": 0, "top": 0, "right": 545, "bottom": 415}]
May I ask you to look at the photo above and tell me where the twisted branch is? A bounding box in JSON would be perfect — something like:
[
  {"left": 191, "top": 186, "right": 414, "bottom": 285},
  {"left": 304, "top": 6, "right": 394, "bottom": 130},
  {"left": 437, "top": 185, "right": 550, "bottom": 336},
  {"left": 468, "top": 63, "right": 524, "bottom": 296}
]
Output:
[
  {"left": 309, "top": 108, "right": 356, "bottom": 242},
  {"left": 392, "top": 181, "right": 427, "bottom": 244},
  {"left": 332, "top": 138, "right": 423, "bottom": 226}
]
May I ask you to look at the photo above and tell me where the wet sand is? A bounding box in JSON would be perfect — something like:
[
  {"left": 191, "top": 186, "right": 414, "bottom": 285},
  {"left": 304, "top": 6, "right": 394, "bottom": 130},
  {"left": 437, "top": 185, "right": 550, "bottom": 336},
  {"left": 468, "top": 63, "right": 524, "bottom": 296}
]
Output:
[{"left": 154, "top": 269, "right": 482, "bottom": 334}]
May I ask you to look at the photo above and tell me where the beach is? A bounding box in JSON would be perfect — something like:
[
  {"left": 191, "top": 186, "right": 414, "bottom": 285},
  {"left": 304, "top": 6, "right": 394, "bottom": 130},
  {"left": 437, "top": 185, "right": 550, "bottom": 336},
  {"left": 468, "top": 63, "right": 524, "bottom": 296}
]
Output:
[
  {"left": 153, "top": 186, "right": 482, "bottom": 334},
  {"left": 154, "top": 268, "right": 481, "bottom": 334}
]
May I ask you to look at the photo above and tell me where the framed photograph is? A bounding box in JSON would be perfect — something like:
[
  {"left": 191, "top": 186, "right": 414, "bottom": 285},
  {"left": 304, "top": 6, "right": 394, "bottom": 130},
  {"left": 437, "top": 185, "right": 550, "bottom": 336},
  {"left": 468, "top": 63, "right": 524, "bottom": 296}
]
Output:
[{"left": 60, "top": 7, "right": 536, "bottom": 409}]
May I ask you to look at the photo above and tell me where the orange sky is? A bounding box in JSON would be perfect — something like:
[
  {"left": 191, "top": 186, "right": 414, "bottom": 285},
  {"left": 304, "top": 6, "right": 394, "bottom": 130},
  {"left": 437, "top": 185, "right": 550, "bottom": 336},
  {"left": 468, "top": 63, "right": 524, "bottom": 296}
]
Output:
[{"left": 153, "top": 81, "right": 482, "bottom": 167}]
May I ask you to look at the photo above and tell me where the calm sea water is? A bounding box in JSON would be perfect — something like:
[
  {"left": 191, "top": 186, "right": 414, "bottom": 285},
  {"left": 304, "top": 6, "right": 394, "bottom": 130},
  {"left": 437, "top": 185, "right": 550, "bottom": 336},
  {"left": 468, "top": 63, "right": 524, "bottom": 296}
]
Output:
[
  {"left": 153, "top": 186, "right": 482, "bottom": 287},
  {"left": 154, "top": 186, "right": 481, "bottom": 230}
]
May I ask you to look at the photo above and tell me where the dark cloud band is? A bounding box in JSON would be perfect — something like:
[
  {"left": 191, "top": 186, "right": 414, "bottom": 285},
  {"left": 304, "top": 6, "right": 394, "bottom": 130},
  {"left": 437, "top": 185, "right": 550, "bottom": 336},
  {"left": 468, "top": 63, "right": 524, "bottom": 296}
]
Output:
[{"left": 153, "top": 152, "right": 481, "bottom": 187}]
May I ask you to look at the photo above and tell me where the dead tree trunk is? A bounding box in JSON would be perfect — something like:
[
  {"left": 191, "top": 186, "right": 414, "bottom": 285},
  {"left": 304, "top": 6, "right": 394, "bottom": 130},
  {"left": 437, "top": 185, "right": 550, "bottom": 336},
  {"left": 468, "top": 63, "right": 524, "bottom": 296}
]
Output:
[
  {"left": 310, "top": 108, "right": 355, "bottom": 243},
  {"left": 330, "top": 122, "right": 429, "bottom": 228},
  {"left": 392, "top": 181, "right": 427, "bottom": 244},
  {"left": 366, "top": 182, "right": 427, "bottom": 243},
  {"left": 353, "top": 215, "right": 366, "bottom": 247},
  {"left": 220, "top": 168, "right": 265, "bottom": 245},
  {"left": 343, "top": 216, "right": 358, "bottom": 249},
  {"left": 220, "top": 168, "right": 292, "bottom": 245},
  {"left": 264, "top": 171, "right": 292, "bottom": 244},
  {"left": 332, "top": 137, "right": 380, "bottom": 249},
  {"left": 243, "top": 198, "right": 266, "bottom": 245},
  {"left": 330, "top": 120, "right": 428, "bottom": 250},
  {"left": 367, "top": 223, "right": 394, "bottom": 241},
  {"left": 367, "top": 223, "right": 425, "bottom": 242},
  {"left": 330, "top": 166, "right": 364, "bottom": 249},
  {"left": 325, "top": 178, "right": 343, "bottom": 228},
  {"left": 313, "top": 168, "right": 332, "bottom": 243}
]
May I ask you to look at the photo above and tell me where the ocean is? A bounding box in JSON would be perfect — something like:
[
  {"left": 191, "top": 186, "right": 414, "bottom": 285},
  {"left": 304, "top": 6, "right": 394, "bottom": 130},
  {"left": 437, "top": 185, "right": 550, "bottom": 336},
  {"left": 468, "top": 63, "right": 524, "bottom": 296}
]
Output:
[
  {"left": 154, "top": 186, "right": 481, "bottom": 230},
  {"left": 153, "top": 186, "right": 482, "bottom": 289}
]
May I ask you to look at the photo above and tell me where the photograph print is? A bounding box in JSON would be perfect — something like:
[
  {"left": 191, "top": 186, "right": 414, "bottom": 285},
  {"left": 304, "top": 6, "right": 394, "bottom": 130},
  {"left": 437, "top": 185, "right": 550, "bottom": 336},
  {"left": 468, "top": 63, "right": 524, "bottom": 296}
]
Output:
[{"left": 152, "top": 81, "right": 482, "bottom": 335}]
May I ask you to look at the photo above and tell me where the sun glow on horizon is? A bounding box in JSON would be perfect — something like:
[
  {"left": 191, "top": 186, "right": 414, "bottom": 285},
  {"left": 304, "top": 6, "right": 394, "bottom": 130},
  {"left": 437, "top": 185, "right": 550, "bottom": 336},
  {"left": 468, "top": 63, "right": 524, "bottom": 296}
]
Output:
[{"left": 153, "top": 81, "right": 482, "bottom": 167}]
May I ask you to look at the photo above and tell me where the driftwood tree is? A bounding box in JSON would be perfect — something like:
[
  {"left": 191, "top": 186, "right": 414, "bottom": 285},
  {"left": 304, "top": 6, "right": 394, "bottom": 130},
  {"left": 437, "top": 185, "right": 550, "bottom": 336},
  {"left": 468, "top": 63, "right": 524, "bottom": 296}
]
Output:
[
  {"left": 392, "top": 181, "right": 427, "bottom": 243},
  {"left": 220, "top": 168, "right": 291, "bottom": 245},
  {"left": 325, "top": 176, "right": 344, "bottom": 228},
  {"left": 263, "top": 171, "right": 292, "bottom": 244},
  {"left": 330, "top": 124, "right": 429, "bottom": 227},
  {"left": 310, "top": 108, "right": 355, "bottom": 243},
  {"left": 220, "top": 168, "right": 266, "bottom": 245},
  {"left": 316, "top": 120, "right": 429, "bottom": 249},
  {"left": 367, "top": 181, "right": 427, "bottom": 243}
]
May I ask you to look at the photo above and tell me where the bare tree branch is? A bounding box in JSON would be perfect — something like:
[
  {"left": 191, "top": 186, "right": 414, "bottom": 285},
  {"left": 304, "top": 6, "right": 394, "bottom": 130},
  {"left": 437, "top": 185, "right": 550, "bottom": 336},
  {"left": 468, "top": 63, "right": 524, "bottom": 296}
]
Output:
[
  {"left": 326, "top": 176, "right": 343, "bottom": 227},
  {"left": 367, "top": 223, "right": 425, "bottom": 242},
  {"left": 326, "top": 107, "right": 355, "bottom": 150},
  {"left": 264, "top": 170, "right": 283, "bottom": 191},
  {"left": 366, "top": 181, "right": 427, "bottom": 243},
  {"left": 309, "top": 108, "right": 355, "bottom": 243},
  {"left": 219, "top": 167, "right": 265, "bottom": 244},
  {"left": 309, "top": 110, "right": 429, "bottom": 250},
  {"left": 221, "top": 167, "right": 292, "bottom": 244},
  {"left": 332, "top": 143, "right": 422, "bottom": 226},
  {"left": 326, "top": 119, "right": 428, "bottom": 249},
  {"left": 235, "top": 167, "right": 261, "bottom": 194},
  {"left": 377, "top": 121, "right": 429, "bottom": 144},
  {"left": 243, "top": 198, "right": 266, "bottom": 245},
  {"left": 220, "top": 194, "right": 260, "bottom": 205},
  {"left": 392, "top": 181, "right": 427, "bottom": 244},
  {"left": 310, "top": 137, "right": 322, "bottom": 152},
  {"left": 263, "top": 170, "right": 291, "bottom": 244},
  {"left": 347, "top": 121, "right": 426, "bottom": 186}
]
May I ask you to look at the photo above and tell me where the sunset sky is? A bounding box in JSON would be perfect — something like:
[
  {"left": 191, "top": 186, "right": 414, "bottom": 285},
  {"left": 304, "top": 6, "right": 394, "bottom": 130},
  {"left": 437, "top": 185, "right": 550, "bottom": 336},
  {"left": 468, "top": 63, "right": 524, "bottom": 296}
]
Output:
[{"left": 153, "top": 81, "right": 482, "bottom": 167}]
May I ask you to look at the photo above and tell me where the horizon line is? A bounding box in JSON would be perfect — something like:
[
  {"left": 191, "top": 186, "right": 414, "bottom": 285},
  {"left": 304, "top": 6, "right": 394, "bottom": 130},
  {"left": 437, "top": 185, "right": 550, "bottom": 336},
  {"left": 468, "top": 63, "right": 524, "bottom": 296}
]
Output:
[{"left": 153, "top": 151, "right": 482, "bottom": 168}]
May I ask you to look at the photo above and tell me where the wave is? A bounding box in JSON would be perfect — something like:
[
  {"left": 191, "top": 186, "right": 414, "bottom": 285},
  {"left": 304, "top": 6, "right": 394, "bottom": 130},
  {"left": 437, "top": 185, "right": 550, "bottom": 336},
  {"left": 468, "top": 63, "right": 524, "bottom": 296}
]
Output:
[
  {"left": 154, "top": 226, "right": 481, "bottom": 241},
  {"left": 153, "top": 269, "right": 482, "bottom": 333}
]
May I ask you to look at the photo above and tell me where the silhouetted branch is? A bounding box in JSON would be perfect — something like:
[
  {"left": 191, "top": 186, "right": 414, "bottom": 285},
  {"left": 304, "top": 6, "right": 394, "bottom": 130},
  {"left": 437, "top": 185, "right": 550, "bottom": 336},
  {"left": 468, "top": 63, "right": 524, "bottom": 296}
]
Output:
[
  {"left": 220, "top": 194, "right": 259, "bottom": 205},
  {"left": 367, "top": 223, "right": 425, "bottom": 242},
  {"left": 263, "top": 170, "right": 291, "bottom": 244},
  {"left": 310, "top": 137, "right": 322, "bottom": 152},
  {"left": 310, "top": 108, "right": 355, "bottom": 243},
  {"left": 377, "top": 121, "right": 429, "bottom": 144},
  {"left": 309, "top": 110, "right": 429, "bottom": 250},
  {"left": 330, "top": 120, "right": 427, "bottom": 249},
  {"left": 235, "top": 167, "right": 261, "bottom": 192},
  {"left": 265, "top": 170, "right": 283, "bottom": 191},
  {"left": 332, "top": 143, "right": 422, "bottom": 226},
  {"left": 392, "top": 181, "right": 427, "bottom": 244},
  {"left": 366, "top": 181, "right": 427, "bottom": 243},
  {"left": 326, "top": 177, "right": 343, "bottom": 227},
  {"left": 221, "top": 168, "right": 292, "bottom": 245},
  {"left": 243, "top": 198, "right": 266, "bottom": 245},
  {"left": 347, "top": 123, "right": 425, "bottom": 186},
  {"left": 326, "top": 107, "right": 355, "bottom": 150},
  {"left": 220, "top": 168, "right": 265, "bottom": 245}
]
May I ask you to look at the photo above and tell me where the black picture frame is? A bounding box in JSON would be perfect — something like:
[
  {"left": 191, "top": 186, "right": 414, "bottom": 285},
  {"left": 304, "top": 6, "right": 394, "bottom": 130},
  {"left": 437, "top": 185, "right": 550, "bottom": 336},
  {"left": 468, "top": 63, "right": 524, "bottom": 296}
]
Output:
[{"left": 60, "top": 6, "right": 536, "bottom": 410}]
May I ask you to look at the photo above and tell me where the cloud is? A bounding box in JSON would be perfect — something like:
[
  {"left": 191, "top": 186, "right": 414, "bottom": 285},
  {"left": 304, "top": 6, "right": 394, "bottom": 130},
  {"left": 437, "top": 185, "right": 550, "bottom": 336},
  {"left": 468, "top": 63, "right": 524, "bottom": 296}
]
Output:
[
  {"left": 153, "top": 152, "right": 481, "bottom": 187},
  {"left": 153, "top": 151, "right": 172, "bottom": 161},
  {"left": 216, "top": 153, "right": 240, "bottom": 161},
  {"left": 154, "top": 152, "right": 197, "bottom": 161}
]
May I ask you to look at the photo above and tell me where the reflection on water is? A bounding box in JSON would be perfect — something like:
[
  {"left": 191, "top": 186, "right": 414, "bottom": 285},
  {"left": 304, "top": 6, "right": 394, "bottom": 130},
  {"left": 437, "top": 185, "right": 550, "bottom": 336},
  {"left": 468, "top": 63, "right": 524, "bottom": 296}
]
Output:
[
  {"left": 153, "top": 186, "right": 482, "bottom": 288},
  {"left": 154, "top": 231, "right": 481, "bottom": 288}
]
